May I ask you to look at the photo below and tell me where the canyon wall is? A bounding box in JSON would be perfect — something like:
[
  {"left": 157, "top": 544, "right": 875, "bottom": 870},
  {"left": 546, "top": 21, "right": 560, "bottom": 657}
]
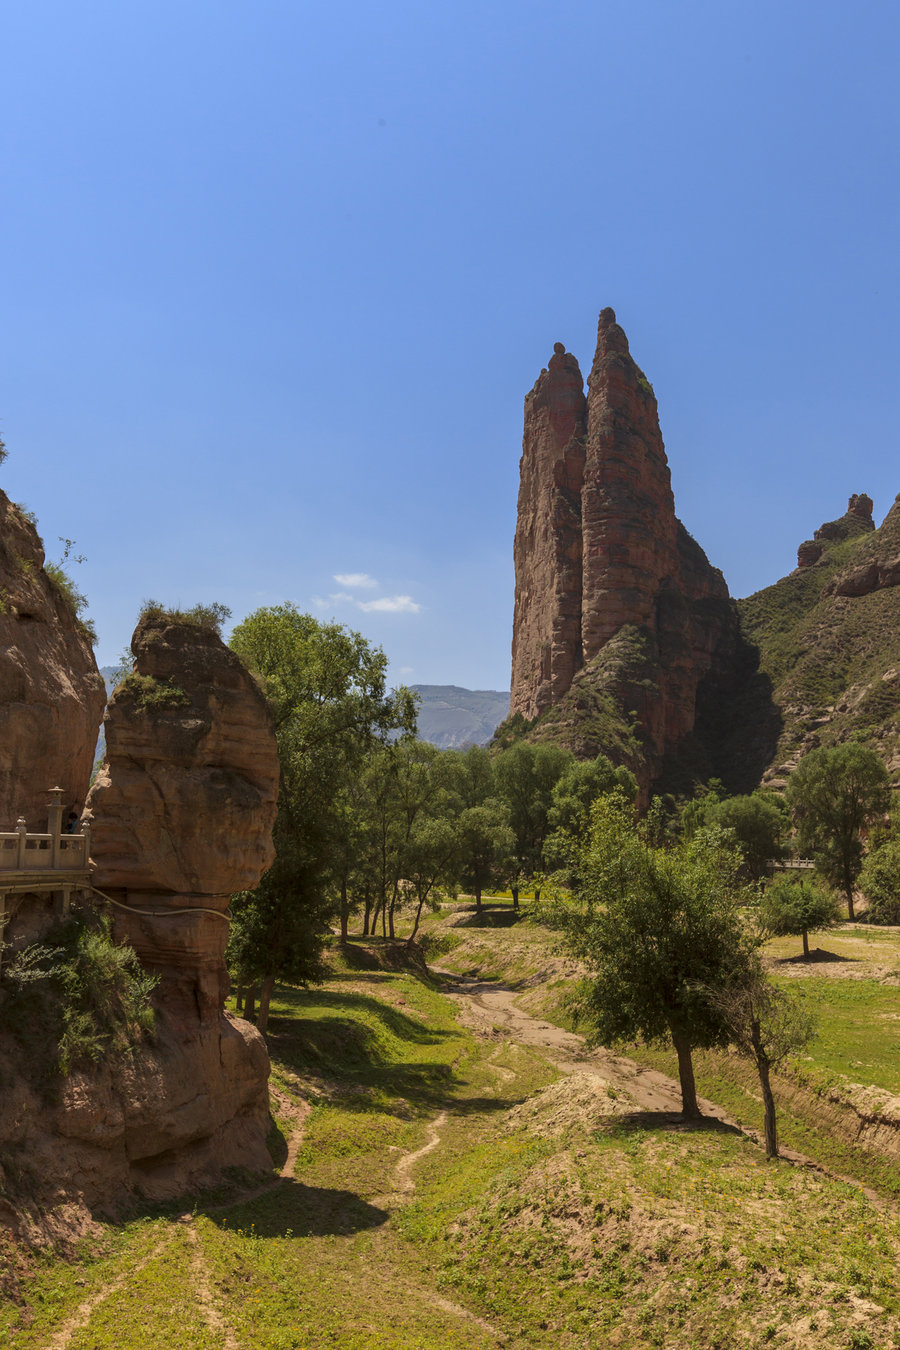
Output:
[
  {"left": 0, "top": 491, "right": 106, "bottom": 829},
  {"left": 510, "top": 310, "right": 738, "bottom": 791}
]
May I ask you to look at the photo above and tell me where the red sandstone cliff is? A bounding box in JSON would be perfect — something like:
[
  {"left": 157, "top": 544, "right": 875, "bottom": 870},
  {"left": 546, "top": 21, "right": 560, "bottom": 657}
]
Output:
[
  {"left": 0, "top": 491, "right": 106, "bottom": 828},
  {"left": 0, "top": 608, "right": 281, "bottom": 1224},
  {"left": 510, "top": 309, "right": 736, "bottom": 792}
]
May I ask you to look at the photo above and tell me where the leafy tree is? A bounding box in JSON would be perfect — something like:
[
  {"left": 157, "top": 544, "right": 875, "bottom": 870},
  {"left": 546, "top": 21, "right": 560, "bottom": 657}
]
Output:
[
  {"left": 560, "top": 792, "right": 749, "bottom": 1118},
  {"left": 703, "top": 960, "right": 816, "bottom": 1157},
  {"left": 758, "top": 877, "right": 841, "bottom": 958},
  {"left": 785, "top": 744, "right": 892, "bottom": 919},
  {"left": 494, "top": 741, "right": 573, "bottom": 905},
  {"left": 706, "top": 792, "right": 789, "bottom": 880},
  {"left": 228, "top": 604, "right": 415, "bottom": 1032},
  {"left": 858, "top": 836, "right": 900, "bottom": 924},
  {"left": 542, "top": 754, "right": 637, "bottom": 885},
  {"left": 455, "top": 800, "right": 515, "bottom": 912}
]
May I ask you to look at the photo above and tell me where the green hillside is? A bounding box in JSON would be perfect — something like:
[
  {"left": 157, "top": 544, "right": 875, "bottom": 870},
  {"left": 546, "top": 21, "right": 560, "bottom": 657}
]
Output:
[{"left": 737, "top": 495, "right": 900, "bottom": 787}]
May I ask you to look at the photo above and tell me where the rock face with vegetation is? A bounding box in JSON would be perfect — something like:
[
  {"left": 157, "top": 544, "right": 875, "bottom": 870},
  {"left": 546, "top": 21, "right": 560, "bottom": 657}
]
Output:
[
  {"left": 0, "top": 490, "right": 106, "bottom": 828},
  {"left": 87, "top": 610, "right": 279, "bottom": 1004},
  {"left": 64, "top": 608, "right": 282, "bottom": 1201},
  {"left": 509, "top": 310, "right": 739, "bottom": 796},
  {"left": 737, "top": 493, "right": 900, "bottom": 787}
]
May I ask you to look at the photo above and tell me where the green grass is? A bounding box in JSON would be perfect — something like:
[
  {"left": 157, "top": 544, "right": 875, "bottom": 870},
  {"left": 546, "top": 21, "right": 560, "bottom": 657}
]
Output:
[{"left": 7, "top": 935, "right": 900, "bottom": 1348}]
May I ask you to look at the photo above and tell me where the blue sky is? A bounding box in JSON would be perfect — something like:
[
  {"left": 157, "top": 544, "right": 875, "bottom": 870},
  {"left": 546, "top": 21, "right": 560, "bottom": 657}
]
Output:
[{"left": 2, "top": 1, "right": 898, "bottom": 690}]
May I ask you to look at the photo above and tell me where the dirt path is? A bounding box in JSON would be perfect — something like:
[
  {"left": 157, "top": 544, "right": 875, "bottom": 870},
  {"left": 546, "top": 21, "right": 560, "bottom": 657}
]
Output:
[
  {"left": 436, "top": 968, "right": 856, "bottom": 1181},
  {"left": 185, "top": 1220, "right": 239, "bottom": 1350},
  {"left": 41, "top": 1086, "right": 312, "bottom": 1349},
  {"left": 45, "top": 1234, "right": 175, "bottom": 1350}
]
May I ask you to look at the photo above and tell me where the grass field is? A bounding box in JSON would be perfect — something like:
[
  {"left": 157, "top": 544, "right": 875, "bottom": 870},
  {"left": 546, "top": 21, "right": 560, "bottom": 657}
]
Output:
[{"left": 5, "top": 933, "right": 900, "bottom": 1347}]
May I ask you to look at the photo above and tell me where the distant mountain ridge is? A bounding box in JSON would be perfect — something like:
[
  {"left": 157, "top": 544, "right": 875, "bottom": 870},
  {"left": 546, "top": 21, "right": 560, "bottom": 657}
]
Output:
[{"left": 410, "top": 685, "right": 509, "bottom": 749}]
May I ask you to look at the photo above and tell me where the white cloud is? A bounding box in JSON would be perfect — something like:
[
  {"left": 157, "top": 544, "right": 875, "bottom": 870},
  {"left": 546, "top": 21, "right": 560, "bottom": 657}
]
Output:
[
  {"left": 357, "top": 595, "right": 422, "bottom": 614},
  {"left": 334, "top": 572, "right": 378, "bottom": 589},
  {"left": 328, "top": 592, "right": 356, "bottom": 604}
]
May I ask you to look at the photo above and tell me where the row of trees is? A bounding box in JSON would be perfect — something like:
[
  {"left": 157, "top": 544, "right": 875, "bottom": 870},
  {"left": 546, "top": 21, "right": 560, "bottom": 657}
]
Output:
[{"left": 224, "top": 605, "right": 635, "bottom": 1030}]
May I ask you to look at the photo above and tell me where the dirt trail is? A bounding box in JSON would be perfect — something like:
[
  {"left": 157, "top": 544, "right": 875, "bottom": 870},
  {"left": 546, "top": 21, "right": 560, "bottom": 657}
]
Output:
[
  {"left": 438, "top": 970, "right": 699, "bottom": 1117},
  {"left": 41, "top": 1087, "right": 312, "bottom": 1349},
  {"left": 45, "top": 1234, "right": 174, "bottom": 1350},
  {"left": 185, "top": 1220, "right": 239, "bottom": 1350},
  {"left": 436, "top": 969, "right": 856, "bottom": 1181}
]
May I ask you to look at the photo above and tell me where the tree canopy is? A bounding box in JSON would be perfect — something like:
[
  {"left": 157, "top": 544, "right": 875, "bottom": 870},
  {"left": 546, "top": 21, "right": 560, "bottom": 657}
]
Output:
[
  {"left": 785, "top": 743, "right": 892, "bottom": 919},
  {"left": 560, "top": 791, "right": 750, "bottom": 1118},
  {"left": 227, "top": 604, "right": 415, "bottom": 1029}
]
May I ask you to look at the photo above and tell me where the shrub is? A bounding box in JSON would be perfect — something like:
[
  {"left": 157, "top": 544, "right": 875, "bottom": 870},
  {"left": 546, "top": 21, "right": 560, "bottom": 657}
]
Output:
[
  {"left": 45, "top": 561, "right": 97, "bottom": 644},
  {"left": 117, "top": 673, "right": 190, "bottom": 711},
  {"left": 139, "top": 599, "right": 231, "bottom": 637},
  {"left": 0, "top": 913, "right": 157, "bottom": 1079},
  {"left": 859, "top": 837, "right": 900, "bottom": 924}
]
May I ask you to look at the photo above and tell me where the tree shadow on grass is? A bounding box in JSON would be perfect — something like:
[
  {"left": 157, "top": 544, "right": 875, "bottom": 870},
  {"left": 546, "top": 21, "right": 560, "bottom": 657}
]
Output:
[
  {"left": 603, "top": 1111, "right": 744, "bottom": 1138},
  {"left": 204, "top": 1177, "right": 388, "bottom": 1239},
  {"left": 778, "top": 948, "right": 858, "bottom": 964}
]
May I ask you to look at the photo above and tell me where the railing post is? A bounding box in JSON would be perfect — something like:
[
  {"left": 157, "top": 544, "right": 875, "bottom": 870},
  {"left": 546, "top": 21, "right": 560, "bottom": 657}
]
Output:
[
  {"left": 0, "top": 891, "right": 6, "bottom": 980},
  {"left": 15, "top": 818, "right": 27, "bottom": 870},
  {"left": 81, "top": 821, "right": 91, "bottom": 870},
  {"left": 47, "top": 787, "right": 64, "bottom": 868}
]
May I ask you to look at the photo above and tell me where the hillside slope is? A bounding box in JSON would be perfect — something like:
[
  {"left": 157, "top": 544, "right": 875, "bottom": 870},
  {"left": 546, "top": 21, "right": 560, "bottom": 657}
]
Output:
[
  {"left": 411, "top": 685, "right": 509, "bottom": 749},
  {"left": 736, "top": 493, "right": 900, "bottom": 787}
]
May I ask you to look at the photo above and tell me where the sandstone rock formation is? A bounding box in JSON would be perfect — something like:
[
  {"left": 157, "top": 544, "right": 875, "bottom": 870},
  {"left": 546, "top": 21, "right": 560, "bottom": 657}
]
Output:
[
  {"left": 86, "top": 610, "right": 279, "bottom": 1014},
  {"left": 0, "top": 491, "right": 106, "bottom": 828},
  {"left": 510, "top": 310, "right": 737, "bottom": 792},
  {"left": 796, "top": 494, "right": 875, "bottom": 568},
  {"left": 55, "top": 610, "right": 283, "bottom": 1203}
]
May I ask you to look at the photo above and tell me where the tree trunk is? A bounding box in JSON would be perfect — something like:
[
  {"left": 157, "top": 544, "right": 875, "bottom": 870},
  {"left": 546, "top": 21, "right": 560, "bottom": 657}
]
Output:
[
  {"left": 363, "top": 891, "right": 372, "bottom": 936},
  {"left": 475, "top": 883, "right": 482, "bottom": 913},
  {"left": 408, "top": 896, "right": 426, "bottom": 946},
  {"left": 846, "top": 888, "right": 856, "bottom": 922},
  {"left": 671, "top": 1030, "right": 701, "bottom": 1119},
  {"left": 340, "top": 881, "right": 349, "bottom": 942},
  {"left": 756, "top": 1054, "right": 778, "bottom": 1158},
  {"left": 534, "top": 885, "right": 541, "bottom": 902},
  {"left": 244, "top": 985, "right": 257, "bottom": 1023},
  {"left": 511, "top": 885, "right": 519, "bottom": 911},
  {"left": 234, "top": 983, "right": 244, "bottom": 1015},
  {"left": 802, "top": 928, "right": 810, "bottom": 959},
  {"left": 257, "top": 973, "right": 276, "bottom": 1036}
]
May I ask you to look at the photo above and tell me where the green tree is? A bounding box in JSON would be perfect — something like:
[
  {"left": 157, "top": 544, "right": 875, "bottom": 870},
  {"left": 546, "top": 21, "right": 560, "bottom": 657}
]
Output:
[
  {"left": 228, "top": 604, "right": 415, "bottom": 1032},
  {"left": 560, "top": 792, "right": 749, "bottom": 1118},
  {"left": 703, "top": 959, "right": 816, "bottom": 1157},
  {"left": 785, "top": 744, "right": 892, "bottom": 919},
  {"left": 758, "top": 877, "right": 841, "bottom": 958},
  {"left": 859, "top": 836, "right": 900, "bottom": 924},
  {"left": 542, "top": 753, "right": 637, "bottom": 885},
  {"left": 494, "top": 741, "right": 573, "bottom": 905},
  {"left": 706, "top": 792, "right": 789, "bottom": 881},
  {"left": 456, "top": 800, "right": 515, "bottom": 912}
]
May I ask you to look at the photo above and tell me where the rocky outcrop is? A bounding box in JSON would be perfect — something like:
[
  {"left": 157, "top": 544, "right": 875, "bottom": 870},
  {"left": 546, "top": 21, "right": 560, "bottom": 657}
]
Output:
[
  {"left": 86, "top": 611, "right": 279, "bottom": 1014},
  {"left": 510, "top": 343, "right": 587, "bottom": 715},
  {"left": 797, "top": 494, "right": 875, "bottom": 568},
  {"left": 739, "top": 492, "right": 900, "bottom": 788},
  {"left": 823, "top": 494, "right": 900, "bottom": 598},
  {"left": 66, "top": 610, "right": 282, "bottom": 1202},
  {"left": 0, "top": 491, "right": 106, "bottom": 828},
  {"left": 510, "top": 310, "right": 737, "bottom": 792}
]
